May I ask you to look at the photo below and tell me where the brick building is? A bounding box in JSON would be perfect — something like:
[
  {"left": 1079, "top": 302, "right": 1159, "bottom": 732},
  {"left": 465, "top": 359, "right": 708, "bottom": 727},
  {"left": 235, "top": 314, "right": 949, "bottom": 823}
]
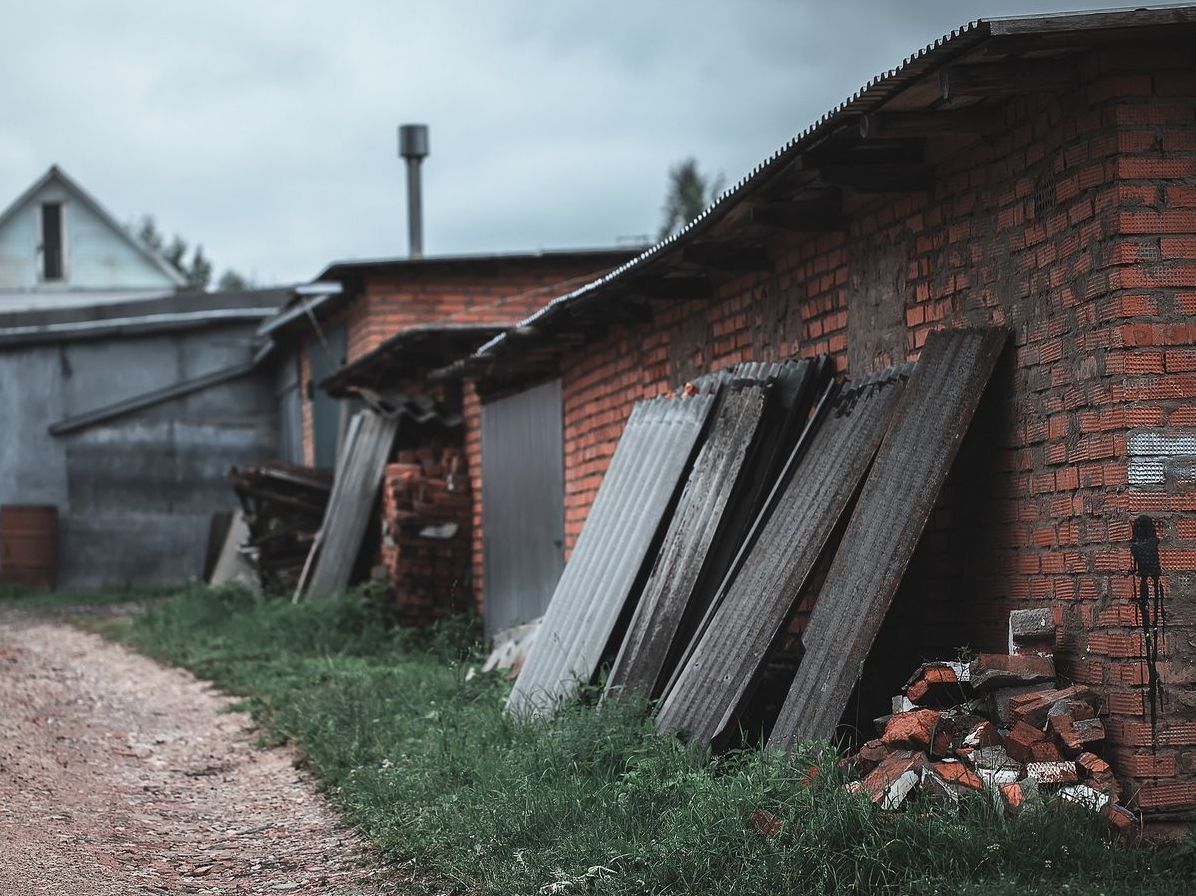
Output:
[
  {"left": 462, "top": 9, "right": 1196, "bottom": 819},
  {"left": 265, "top": 249, "right": 634, "bottom": 622}
]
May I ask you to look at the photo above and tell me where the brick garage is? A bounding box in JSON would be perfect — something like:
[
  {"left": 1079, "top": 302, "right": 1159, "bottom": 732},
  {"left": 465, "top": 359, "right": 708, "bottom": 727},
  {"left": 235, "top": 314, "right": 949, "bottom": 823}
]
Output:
[
  {"left": 273, "top": 250, "right": 633, "bottom": 621},
  {"left": 468, "top": 11, "right": 1196, "bottom": 820}
]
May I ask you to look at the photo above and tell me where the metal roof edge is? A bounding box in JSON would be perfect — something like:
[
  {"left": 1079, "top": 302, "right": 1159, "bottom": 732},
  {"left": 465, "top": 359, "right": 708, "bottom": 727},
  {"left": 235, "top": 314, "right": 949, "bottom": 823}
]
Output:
[{"left": 470, "top": 5, "right": 1196, "bottom": 375}]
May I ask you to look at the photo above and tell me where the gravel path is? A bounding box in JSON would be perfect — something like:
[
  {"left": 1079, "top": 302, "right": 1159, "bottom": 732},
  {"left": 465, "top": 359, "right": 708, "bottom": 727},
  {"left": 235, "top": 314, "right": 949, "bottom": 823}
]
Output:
[{"left": 0, "top": 606, "right": 393, "bottom": 895}]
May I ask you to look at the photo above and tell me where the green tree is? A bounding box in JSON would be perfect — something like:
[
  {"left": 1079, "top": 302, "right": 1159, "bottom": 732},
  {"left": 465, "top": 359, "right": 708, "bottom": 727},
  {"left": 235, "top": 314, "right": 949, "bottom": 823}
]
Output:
[
  {"left": 657, "top": 158, "right": 724, "bottom": 241},
  {"left": 133, "top": 215, "right": 253, "bottom": 292}
]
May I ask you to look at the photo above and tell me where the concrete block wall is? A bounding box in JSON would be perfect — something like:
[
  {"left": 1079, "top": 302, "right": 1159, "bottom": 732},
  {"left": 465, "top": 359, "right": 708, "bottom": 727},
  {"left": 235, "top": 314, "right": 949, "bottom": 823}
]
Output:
[{"left": 537, "top": 49, "right": 1196, "bottom": 812}]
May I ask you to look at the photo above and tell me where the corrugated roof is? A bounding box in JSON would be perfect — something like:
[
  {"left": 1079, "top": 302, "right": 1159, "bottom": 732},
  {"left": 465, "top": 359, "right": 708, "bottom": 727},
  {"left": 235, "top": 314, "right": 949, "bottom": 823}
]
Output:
[{"left": 464, "top": 5, "right": 1196, "bottom": 383}]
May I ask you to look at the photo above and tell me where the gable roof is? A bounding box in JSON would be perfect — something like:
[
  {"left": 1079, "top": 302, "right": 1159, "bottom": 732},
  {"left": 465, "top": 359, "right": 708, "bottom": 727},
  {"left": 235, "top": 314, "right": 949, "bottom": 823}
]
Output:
[{"left": 0, "top": 165, "right": 187, "bottom": 287}]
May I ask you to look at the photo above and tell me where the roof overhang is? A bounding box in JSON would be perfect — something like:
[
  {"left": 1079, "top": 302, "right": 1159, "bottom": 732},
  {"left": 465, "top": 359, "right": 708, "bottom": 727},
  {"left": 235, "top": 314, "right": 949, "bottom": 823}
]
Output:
[
  {"left": 320, "top": 322, "right": 508, "bottom": 397},
  {"left": 459, "top": 6, "right": 1196, "bottom": 391}
]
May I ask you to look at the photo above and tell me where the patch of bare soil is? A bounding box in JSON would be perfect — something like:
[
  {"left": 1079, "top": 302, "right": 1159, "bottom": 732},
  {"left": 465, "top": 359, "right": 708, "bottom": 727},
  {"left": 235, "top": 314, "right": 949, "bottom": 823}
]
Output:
[{"left": 0, "top": 605, "right": 393, "bottom": 895}]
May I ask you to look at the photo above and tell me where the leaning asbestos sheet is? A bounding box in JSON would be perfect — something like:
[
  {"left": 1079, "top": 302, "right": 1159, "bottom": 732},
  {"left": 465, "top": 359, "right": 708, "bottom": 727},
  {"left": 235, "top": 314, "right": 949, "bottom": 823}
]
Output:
[
  {"left": 768, "top": 327, "right": 1009, "bottom": 752},
  {"left": 305, "top": 410, "right": 400, "bottom": 599},
  {"left": 604, "top": 382, "right": 769, "bottom": 702},
  {"left": 655, "top": 367, "right": 911, "bottom": 749},
  {"left": 506, "top": 391, "right": 717, "bottom": 717}
]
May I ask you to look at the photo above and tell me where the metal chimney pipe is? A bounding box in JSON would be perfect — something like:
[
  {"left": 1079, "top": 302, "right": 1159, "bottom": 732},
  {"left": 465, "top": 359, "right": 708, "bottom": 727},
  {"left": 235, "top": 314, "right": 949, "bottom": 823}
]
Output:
[{"left": 398, "top": 124, "right": 429, "bottom": 258}]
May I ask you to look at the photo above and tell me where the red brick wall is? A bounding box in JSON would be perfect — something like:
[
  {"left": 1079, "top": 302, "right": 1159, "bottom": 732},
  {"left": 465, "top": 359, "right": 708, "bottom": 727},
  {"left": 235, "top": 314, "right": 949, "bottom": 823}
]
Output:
[{"left": 549, "top": 49, "right": 1196, "bottom": 810}]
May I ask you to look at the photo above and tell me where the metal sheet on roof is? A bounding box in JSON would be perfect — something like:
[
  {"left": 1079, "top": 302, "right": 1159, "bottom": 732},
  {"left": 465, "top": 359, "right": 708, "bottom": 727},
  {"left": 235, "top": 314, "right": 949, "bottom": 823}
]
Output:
[
  {"left": 604, "top": 382, "right": 768, "bottom": 702},
  {"left": 654, "top": 365, "right": 911, "bottom": 749},
  {"left": 768, "top": 327, "right": 1009, "bottom": 751},
  {"left": 506, "top": 391, "right": 717, "bottom": 717}
]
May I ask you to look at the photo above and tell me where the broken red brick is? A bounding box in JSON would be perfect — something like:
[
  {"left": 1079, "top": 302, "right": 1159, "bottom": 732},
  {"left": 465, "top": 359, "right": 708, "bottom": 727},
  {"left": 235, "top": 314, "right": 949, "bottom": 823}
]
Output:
[
  {"left": 1029, "top": 740, "right": 1067, "bottom": 763},
  {"left": 960, "top": 720, "right": 1002, "bottom": 749},
  {"left": 881, "top": 709, "right": 943, "bottom": 752},
  {"left": 1008, "top": 607, "right": 1056, "bottom": 653},
  {"left": 1076, "top": 752, "right": 1121, "bottom": 800},
  {"left": 1102, "top": 802, "right": 1138, "bottom": 838},
  {"left": 969, "top": 654, "right": 1056, "bottom": 692},
  {"left": 1005, "top": 720, "right": 1049, "bottom": 763},
  {"left": 1048, "top": 702, "right": 1106, "bottom": 755},
  {"left": 1024, "top": 761, "right": 1080, "bottom": 785},
  {"left": 929, "top": 760, "right": 984, "bottom": 792},
  {"left": 904, "top": 663, "right": 968, "bottom": 706},
  {"left": 999, "top": 782, "right": 1026, "bottom": 814},
  {"left": 751, "top": 808, "right": 783, "bottom": 838},
  {"left": 861, "top": 751, "right": 926, "bottom": 809},
  {"left": 1009, "top": 685, "right": 1098, "bottom": 728},
  {"left": 800, "top": 765, "right": 819, "bottom": 786}
]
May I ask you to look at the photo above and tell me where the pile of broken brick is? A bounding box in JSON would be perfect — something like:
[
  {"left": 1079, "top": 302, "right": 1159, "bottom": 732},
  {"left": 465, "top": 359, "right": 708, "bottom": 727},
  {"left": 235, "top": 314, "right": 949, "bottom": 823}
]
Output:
[{"left": 842, "top": 607, "right": 1136, "bottom": 835}]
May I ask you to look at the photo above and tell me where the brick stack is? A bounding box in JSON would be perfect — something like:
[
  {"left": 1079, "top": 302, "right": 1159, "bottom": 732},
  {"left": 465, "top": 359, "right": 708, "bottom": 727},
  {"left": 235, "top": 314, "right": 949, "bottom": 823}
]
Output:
[
  {"left": 380, "top": 445, "right": 472, "bottom": 626},
  {"left": 841, "top": 608, "right": 1136, "bottom": 835}
]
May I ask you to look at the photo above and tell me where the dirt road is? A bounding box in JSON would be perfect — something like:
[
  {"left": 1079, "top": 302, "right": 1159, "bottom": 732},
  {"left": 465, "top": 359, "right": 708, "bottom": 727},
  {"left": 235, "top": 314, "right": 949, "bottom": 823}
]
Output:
[{"left": 0, "top": 606, "right": 390, "bottom": 895}]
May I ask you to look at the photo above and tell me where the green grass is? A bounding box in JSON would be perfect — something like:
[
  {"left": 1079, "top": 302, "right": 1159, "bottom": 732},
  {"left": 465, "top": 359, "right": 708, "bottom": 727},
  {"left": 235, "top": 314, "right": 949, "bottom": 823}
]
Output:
[{"left": 77, "top": 586, "right": 1196, "bottom": 895}]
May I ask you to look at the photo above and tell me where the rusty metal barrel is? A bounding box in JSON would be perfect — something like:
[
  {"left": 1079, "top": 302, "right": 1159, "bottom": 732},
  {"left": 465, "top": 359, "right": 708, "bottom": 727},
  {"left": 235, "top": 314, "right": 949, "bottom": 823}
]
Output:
[{"left": 0, "top": 505, "right": 58, "bottom": 590}]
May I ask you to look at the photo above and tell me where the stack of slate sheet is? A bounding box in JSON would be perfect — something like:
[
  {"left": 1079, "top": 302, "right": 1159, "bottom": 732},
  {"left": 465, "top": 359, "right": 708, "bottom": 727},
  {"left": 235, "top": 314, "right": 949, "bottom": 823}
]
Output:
[
  {"left": 604, "top": 358, "right": 827, "bottom": 702},
  {"left": 507, "top": 358, "right": 830, "bottom": 717},
  {"left": 506, "top": 389, "right": 720, "bottom": 716},
  {"left": 506, "top": 327, "right": 1008, "bottom": 751}
]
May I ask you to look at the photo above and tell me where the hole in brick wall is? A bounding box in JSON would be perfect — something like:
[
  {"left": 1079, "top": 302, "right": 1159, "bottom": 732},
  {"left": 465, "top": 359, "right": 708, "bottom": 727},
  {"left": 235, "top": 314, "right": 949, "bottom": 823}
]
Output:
[{"left": 1034, "top": 176, "right": 1058, "bottom": 219}]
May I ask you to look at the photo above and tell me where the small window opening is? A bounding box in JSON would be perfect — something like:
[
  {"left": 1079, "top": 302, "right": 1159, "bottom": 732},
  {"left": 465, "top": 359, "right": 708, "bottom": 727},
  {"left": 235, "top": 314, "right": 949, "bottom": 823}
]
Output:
[{"left": 41, "top": 202, "right": 64, "bottom": 281}]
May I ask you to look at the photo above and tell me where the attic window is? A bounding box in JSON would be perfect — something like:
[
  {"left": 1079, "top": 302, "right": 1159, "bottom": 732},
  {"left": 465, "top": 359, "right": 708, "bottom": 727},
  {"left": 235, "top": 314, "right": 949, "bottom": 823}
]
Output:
[{"left": 41, "top": 202, "right": 64, "bottom": 281}]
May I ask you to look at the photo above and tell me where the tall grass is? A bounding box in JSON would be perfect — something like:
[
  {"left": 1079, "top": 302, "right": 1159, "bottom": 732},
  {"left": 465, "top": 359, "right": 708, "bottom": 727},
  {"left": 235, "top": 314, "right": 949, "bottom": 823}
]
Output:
[{"left": 108, "top": 586, "right": 1196, "bottom": 896}]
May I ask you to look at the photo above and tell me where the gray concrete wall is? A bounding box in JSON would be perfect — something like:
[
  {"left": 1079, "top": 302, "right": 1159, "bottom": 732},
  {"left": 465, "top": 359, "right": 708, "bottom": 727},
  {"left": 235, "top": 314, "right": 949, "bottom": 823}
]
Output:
[{"left": 0, "top": 322, "right": 279, "bottom": 589}]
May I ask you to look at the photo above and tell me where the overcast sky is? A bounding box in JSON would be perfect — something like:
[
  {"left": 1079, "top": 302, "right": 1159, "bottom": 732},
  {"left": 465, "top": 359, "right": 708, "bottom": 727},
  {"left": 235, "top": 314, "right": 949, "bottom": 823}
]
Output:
[{"left": 3, "top": 1, "right": 1097, "bottom": 285}]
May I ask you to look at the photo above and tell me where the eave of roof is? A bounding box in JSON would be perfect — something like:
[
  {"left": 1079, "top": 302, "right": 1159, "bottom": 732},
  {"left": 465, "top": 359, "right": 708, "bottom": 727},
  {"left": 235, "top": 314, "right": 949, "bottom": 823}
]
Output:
[
  {"left": 320, "top": 322, "right": 507, "bottom": 397},
  {"left": 462, "top": 5, "right": 1196, "bottom": 387},
  {"left": 0, "top": 287, "right": 292, "bottom": 347}
]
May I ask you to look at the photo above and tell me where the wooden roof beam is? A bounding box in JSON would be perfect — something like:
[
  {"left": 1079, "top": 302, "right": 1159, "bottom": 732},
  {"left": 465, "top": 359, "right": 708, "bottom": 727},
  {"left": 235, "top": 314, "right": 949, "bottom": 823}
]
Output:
[
  {"left": 816, "top": 162, "right": 933, "bottom": 193},
  {"left": 860, "top": 109, "right": 1001, "bottom": 140},
  {"left": 681, "top": 243, "right": 771, "bottom": 273},
  {"left": 750, "top": 198, "right": 844, "bottom": 232},
  {"left": 628, "top": 274, "right": 715, "bottom": 300},
  {"left": 940, "top": 59, "right": 1077, "bottom": 99}
]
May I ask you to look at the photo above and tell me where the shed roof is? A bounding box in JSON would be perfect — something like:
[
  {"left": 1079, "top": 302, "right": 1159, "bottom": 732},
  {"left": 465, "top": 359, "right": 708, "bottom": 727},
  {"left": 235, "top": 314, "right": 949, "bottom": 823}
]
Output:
[{"left": 457, "top": 5, "right": 1196, "bottom": 389}]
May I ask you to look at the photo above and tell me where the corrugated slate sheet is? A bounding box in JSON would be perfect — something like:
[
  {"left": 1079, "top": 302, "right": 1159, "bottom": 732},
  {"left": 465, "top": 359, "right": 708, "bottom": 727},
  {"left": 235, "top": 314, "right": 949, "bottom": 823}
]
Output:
[
  {"left": 506, "top": 391, "right": 717, "bottom": 716},
  {"left": 603, "top": 358, "right": 827, "bottom": 702},
  {"left": 305, "top": 410, "right": 400, "bottom": 598},
  {"left": 655, "top": 365, "right": 912, "bottom": 749},
  {"left": 604, "top": 382, "right": 768, "bottom": 702},
  {"left": 768, "top": 327, "right": 1009, "bottom": 751}
]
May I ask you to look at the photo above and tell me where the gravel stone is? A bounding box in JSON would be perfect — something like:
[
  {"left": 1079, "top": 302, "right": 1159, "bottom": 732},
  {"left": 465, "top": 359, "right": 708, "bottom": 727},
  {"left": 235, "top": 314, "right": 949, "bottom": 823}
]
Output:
[{"left": 0, "top": 606, "right": 393, "bottom": 895}]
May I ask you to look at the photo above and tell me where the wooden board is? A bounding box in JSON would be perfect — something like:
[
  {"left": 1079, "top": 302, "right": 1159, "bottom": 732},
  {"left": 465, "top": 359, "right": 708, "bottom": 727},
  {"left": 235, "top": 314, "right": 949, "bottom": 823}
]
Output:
[{"left": 767, "top": 327, "right": 1008, "bottom": 751}]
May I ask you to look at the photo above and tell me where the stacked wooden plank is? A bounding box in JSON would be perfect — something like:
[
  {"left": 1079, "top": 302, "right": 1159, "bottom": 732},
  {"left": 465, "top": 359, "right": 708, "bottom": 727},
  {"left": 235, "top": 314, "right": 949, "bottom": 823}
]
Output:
[{"left": 226, "top": 463, "right": 332, "bottom": 593}]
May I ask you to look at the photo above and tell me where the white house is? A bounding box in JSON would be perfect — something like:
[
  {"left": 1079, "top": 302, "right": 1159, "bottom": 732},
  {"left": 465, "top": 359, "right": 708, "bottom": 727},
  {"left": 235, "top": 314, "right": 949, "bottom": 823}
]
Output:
[{"left": 0, "top": 165, "right": 185, "bottom": 312}]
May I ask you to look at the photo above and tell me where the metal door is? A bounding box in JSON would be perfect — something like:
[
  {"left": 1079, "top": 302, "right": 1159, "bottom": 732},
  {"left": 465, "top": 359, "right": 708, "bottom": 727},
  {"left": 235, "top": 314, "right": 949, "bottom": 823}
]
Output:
[{"left": 481, "top": 379, "right": 565, "bottom": 637}]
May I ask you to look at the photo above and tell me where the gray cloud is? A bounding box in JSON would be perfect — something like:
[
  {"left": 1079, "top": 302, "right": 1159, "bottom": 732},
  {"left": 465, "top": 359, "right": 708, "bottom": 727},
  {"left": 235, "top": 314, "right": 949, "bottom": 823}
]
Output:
[{"left": 2, "top": 1, "right": 1089, "bottom": 284}]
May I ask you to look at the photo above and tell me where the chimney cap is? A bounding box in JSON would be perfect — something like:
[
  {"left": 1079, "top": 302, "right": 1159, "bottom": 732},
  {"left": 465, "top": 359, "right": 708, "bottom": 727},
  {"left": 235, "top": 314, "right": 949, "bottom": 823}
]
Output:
[{"left": 398, "top": 123, "right": 429, "bottom": 160}]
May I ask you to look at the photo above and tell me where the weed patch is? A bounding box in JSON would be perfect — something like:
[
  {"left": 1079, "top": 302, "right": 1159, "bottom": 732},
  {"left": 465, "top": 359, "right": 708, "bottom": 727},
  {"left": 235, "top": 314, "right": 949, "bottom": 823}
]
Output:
[{"left": 105, "top": 588, "right": 1196, "bottom": 895}]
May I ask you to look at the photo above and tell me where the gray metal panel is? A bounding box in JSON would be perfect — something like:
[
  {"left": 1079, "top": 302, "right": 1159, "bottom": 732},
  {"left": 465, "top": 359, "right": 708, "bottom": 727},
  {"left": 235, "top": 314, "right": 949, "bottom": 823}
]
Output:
[
  {"left": 506, "top": 392, "right": 717, "bottom": 716},
  {"left": 604, "top": 382, "right": 768, "bottom": 701},
  {"left": 768, "top": 327, "right": 1009, "bottom": 750},
  {"left": 654, "top": 367, "right": 910, "bottom": 749},
  {"left": 310, "top": 323, "right": 347, "bottom": 469},
  {"left": 306, "top": 409, "right": 399, "bottom": 598},
  {"left": 481, "top": 379, "right": 565, "bottom": 637}
]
